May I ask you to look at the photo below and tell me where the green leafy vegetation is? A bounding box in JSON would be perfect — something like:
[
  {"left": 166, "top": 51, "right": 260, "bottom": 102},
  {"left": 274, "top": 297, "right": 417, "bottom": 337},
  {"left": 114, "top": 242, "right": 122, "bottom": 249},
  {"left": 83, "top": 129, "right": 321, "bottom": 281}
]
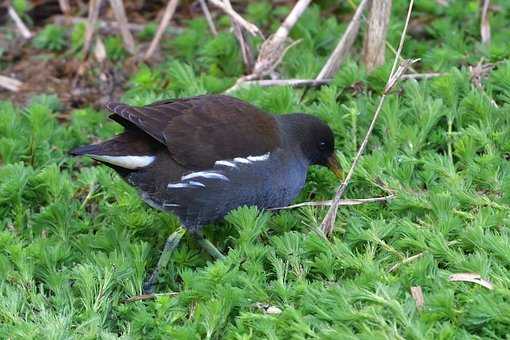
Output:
[
  {"left": 33, "top": 24, "right": 67, "bottom": 52},
  {"left": 1, "top": 0, "right": 510, "bottom": 338}
]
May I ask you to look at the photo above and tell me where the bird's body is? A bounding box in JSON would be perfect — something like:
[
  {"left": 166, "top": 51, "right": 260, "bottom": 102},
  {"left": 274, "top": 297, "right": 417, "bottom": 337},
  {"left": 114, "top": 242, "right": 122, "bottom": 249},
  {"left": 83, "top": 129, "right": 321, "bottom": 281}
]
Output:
[
  {"left": 72, "top": 95, "right": 337, "bottom": 231},
  {"left": 128, "top": 144, "right": 308, "bottom": 231},
  {"left": 71, "top": 95, "right": 340, "bottom": 292}
]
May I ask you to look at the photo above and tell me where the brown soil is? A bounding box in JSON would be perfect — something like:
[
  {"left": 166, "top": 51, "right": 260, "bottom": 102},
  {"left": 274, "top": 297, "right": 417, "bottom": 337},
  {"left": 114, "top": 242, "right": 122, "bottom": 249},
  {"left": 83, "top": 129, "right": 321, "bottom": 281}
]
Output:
[{"left": 0, "top": 43, "right": 130, "bottom": 113}]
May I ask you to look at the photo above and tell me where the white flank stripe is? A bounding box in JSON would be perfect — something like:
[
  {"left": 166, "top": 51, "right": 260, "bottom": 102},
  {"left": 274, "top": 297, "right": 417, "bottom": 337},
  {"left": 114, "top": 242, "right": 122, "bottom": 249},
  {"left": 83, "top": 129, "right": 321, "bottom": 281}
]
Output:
[
  {"left": 188, "top": 181, "right": 206, "bottom": 187},
  {"left": 234, "top": 157, "right": 251, "bottom": 164},
  {"left": 163, "top": 203, "right": 180, "bottom": 207},
  {"left": 247, "top": 153, "right": 270, "bottom": 162},
  {"left": 182, "top": 171, "right": 229, "bottom": 181},
  {"left": 89, "top": 155, "right": 155, "bottom": 169},
  {"left": 215, "top": 160, "right": 238, "bottom": 168},
  {"left": 167, "top": 182, "right": 191, "bottom": 188}
]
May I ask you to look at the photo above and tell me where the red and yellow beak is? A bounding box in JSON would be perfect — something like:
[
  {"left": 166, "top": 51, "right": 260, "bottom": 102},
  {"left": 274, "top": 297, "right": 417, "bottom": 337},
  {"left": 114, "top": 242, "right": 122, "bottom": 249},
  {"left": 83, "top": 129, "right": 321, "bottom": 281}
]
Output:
[{"left": 326, "top": 154, "right": 342, "bottom": 179}]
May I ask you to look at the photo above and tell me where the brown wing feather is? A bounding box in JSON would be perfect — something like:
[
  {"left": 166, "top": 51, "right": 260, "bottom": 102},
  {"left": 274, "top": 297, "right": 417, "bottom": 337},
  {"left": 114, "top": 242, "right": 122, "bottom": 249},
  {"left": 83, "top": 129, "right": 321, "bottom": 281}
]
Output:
[{"left": 105, "top": 95, "right": 281, "bottom": 169}]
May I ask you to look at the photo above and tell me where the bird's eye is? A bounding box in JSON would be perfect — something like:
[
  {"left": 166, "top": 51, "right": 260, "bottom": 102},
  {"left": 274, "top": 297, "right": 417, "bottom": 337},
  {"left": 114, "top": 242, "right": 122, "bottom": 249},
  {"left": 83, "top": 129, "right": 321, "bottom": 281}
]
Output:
[{"left": 319, "top": 141, "right": 327, "bottom": 151}]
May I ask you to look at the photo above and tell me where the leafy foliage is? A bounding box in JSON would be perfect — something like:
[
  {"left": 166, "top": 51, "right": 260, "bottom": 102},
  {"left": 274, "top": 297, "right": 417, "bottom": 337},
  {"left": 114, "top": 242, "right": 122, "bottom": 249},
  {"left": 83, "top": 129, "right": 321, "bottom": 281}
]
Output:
[
  {"left": 33, "top": 25, "right": 67, "bottom": 52},
  {"left": 2, "top": 0, "right": 510, "bottom": 338}
]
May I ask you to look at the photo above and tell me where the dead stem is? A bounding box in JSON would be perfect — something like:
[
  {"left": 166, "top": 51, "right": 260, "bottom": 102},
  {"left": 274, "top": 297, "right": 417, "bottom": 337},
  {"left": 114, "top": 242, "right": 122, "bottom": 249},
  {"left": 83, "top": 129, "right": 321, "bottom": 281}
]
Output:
[
  {"left": 269, "top": 195, "right": 394, "bottom": 211},
  {"left": 320, "top": 0, "right": 416, "bottom": 237},
  {"left": 144, "top": 0, "right": 180, "bottom": 60}
]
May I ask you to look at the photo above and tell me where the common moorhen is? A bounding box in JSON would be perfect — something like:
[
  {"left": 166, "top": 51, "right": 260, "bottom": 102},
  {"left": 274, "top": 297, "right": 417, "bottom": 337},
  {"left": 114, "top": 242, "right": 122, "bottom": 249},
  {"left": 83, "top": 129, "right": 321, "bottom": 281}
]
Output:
[{"left": 71, "top": 95, "right": 341, "bottom": 292}]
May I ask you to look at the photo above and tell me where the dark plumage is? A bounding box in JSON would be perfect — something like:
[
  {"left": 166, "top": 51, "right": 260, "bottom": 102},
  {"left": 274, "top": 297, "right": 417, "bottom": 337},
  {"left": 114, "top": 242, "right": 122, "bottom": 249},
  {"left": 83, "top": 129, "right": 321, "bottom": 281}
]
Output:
[
  {"left": 71, "top": 95, "right": 341, "bottom": 292},
  {"left": 71, "top": 94, "right": 340, "bottom": 231}
]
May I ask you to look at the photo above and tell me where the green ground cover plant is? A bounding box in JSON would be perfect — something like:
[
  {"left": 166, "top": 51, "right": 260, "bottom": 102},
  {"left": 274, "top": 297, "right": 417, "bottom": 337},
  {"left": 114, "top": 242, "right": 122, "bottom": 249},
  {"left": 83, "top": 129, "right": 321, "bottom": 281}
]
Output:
[{"left": 1, "top": 0, "right": 510, "bottom": 338}]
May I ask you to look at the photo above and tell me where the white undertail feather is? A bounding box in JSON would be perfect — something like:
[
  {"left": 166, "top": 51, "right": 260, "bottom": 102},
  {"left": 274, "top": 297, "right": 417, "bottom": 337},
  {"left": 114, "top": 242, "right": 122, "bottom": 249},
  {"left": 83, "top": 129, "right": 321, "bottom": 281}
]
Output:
[{"left": 89, "top": 155, "right": 155, "bottom": 169}]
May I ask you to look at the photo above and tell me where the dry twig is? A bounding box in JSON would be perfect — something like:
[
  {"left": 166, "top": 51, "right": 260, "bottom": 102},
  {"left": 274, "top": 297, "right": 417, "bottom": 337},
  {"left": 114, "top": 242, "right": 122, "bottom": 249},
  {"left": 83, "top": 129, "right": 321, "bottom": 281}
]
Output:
[
  {"left": 410, "top": 286, "right": 424, "bottom": 310},
  {"left": 144, "top": 0, "right": 180, "bottom": 60},
  {"left": 320, "top": 0, "right": 416, "bottom": 236},
  {"left": 469, "top": 58, "right": 498, "bottom": 108},
  {"left": 269, "top": 194, "right": 394, "bottom": 211},
  {"left": 8, "top": 6, "right": 32, "bottom": 39},
  {"left": 199, "top": 0, "right": 218, "bottom": 36},
  {"left": 109, "top": 0, "right": 136, "bottom": 54},
  {"left": 448, "top": 273, "right": 493, "bottom": 290},
  {"left": 58, "top": 0, "right": 71, "bottom": 15},
  {"left": 251, "top": 0, "right": 311, "bottom": 78},
  {"left": 227, "top": 72, "right": 442, "bottom": 93},
  {"left": 401, "top": 72, "right": 444, "bottom": 80},
  {"left": 480, "top": 0, "right": 491, "bottom": 44},
  {"left": 363, "top": 0, "right": 392, "bottom": 72},
  {"left": 83, "top": 0, "right": 103, "bottom": 60},
  {"left": 53, "top": 16, "right": 182, "bottom": 34},
  {"left": 226, "top": 78, "right": 330, "bottom": 93},
  {"left": 388, "top": 252, "right": 424, "bottom": 272},
  {"left": 0, "top": 75, "right": 23, "bottom": 92},
  {"left": 124, "top": 292, "right": 179, "bottom": 303},
  {"left": 209, "top": 0, "right": 262, "bottom": 37},
  {"left": 223, "top": 0, "right": 254, "bottom": 71},
  {"left": 316, "top": 0, "right": 370, "bottom": 80}
]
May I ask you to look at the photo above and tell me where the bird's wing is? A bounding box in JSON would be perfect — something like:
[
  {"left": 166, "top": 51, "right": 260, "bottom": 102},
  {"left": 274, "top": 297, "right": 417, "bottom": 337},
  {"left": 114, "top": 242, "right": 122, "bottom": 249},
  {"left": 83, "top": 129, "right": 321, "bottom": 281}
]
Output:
[{"left": 105, "top": 95, "right": 282, "bottom": 169}]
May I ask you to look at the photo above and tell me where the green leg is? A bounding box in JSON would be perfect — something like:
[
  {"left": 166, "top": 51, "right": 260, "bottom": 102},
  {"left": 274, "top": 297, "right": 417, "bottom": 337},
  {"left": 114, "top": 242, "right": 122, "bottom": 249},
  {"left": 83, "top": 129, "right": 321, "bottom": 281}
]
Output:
[
  {"left": 192, "top": 232, "right": 226, "bottom": 260},
  {"left": 143, "top": 226, "right": 186, "bottom": 294}
]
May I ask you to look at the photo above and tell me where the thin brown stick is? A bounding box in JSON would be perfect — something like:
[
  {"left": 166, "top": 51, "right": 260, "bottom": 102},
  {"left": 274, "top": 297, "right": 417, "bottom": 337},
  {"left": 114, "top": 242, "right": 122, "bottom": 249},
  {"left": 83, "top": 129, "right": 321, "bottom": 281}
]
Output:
[
  {"left": 7, "top": 6, "right": 32, "bottom": 39},
  {"left": 199, "top": 0, "right": 218, "bottom": 36},
  {"left": 363, "top": 0, "right": 392, "bottom": 72},
  {"left": 123, "top": 292, "right": 179, "bottom": 303},
  {"left": 469, "top": 58, "right": 498, "bottom": 108},
  {"left": 144, "top": 0, "right": 180, "bottom": 60},
  {"left": 108, "top": 0, "right": 136, "bottom": 54},
  {"left": 345, "top": 0, "right": 418, "bottom": 74},
  {"left": 320, "top": 0, "right": 416, "bottom": 236},
  {"left": 251, "top": 0, "right": 311, "bottom": 78},
  {"left": 223, "top": 0, "right": 254, "bottom": 72},
  {"left": 272, "top": 0, "right": 311, "bottom": 43},
  {"left": 227, "top": 73, "right": 442, "bottom": 93},
  {"left": 388, "top": 252, "right": 424, "bottom": 272},
  {"left": 316, "top": 0, "right": 370, "bottom": 80},
  {"left": 209, "top": 0, "right": 262, "bottom": 37},
  {"left": 400, "top": 72, "right": 444, "bottom": 80},
  {"left": 58, "top": 0, "right": 71, "bottom": 15},
  {"left": 226, "top": 78, "right": 330, "bottom": 93},
  {"left": 234, "top": 24, "right": 255, "bottom": 72},
  {"left": 83, "top": 0, "right": 102, "bottom": 60},
  {"left": 480, "top": 0, "right": 491, "bottom": 44},
  {"left": 269, "top": 195, "right": 394, "bottom": 211},
  {"left": 388, "top": 240, "right": 457, "bottom": 272},
  {"left": 0, "top": 75, "right": 23, "bottom": 92},
  {"left": 410, "top": 286, "right": 425, "bottom": 310},
  {"left": 53, "top": 16, "right": 183, "bottom": 34},
  {"left": 448, "top": 273, "right": 493, "bottom": 290}
]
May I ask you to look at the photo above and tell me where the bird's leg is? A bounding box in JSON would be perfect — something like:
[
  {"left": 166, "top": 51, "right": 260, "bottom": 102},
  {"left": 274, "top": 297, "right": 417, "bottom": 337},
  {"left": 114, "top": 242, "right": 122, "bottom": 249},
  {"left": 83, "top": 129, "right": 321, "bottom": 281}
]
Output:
[
  {"left": 143, "top": 226, "right": 186, "bottom": 294},
  {"left": 191, "top": 232, "right": 226, "bottom": 260}
]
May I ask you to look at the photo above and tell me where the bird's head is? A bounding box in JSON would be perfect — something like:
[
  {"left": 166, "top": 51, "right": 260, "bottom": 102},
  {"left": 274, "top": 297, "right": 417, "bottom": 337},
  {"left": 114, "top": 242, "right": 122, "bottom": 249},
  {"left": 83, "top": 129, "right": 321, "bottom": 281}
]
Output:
[{"left": 280, "top": 113, "right": 342, "bottom": 178}]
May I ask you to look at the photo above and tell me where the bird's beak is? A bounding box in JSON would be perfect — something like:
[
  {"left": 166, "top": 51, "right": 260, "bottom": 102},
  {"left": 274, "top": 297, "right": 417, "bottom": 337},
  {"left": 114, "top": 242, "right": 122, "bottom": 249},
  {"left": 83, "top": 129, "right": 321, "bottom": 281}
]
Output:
[{"left": 326, "top": 154, "right": 342, "bottom": 179}]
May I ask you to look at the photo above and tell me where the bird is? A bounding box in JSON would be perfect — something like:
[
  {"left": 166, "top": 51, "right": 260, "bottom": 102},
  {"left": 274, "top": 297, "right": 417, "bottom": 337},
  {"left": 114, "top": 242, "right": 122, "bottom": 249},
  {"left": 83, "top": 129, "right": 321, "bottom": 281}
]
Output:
[{"left": 70, "top": 94, "right": 341, "bottom": 293}]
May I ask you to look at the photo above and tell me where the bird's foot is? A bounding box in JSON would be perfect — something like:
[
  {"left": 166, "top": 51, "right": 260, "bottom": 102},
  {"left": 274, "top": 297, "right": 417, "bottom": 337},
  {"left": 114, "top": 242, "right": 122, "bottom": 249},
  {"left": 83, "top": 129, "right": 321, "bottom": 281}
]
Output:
[
  {"left": 142, "top": 226, "right": 186, "bottom": 294},
  {"left": 192, "top": 232, "right": 226, "bottom": 260}
]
